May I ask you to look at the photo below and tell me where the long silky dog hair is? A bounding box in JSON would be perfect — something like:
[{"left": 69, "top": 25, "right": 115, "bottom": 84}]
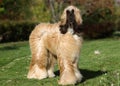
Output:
[{"left": 27, "top": 5, "right": 83, "bottom": 85}]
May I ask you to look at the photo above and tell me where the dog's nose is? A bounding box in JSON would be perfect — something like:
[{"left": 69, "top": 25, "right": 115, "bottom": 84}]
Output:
[
  {"left": 69, "top": 16, "right": 73, "bottom": 20},
  {"left": 69, "top": 22, "right": 73, "bottom": 27}
]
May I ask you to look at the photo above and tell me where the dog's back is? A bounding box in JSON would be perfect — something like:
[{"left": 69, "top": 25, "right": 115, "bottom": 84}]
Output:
[{"left": 30, "top": 23, "right": 60, "bottom": 39}]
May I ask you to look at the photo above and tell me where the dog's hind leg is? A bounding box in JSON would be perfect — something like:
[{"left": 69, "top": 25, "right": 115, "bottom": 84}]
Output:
[
  {"left": 27, "top": 38, "right": 48, "bottom": 80},
  {"left": 47, "top": 52, "right": 56, "bottom": 78}
]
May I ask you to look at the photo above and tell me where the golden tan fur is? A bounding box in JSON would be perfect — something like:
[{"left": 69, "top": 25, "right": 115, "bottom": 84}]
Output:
[{"left": 27, "top": 5, "right": 83, "bottom": 85}]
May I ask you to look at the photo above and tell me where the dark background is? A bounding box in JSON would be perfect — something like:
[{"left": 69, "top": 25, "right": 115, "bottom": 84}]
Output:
[{"left": 0, "top": 0, "right": 120, "bottom": 42}]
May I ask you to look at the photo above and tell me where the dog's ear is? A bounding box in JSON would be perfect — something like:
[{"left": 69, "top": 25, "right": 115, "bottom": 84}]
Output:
[
  {"left": 73, "top": 24, "right": 84, "bottom": 36},
  {"left": 74, "top": 10, "right": 82, "bottom": 25},
  {"left": 59, "top": 25, "right": 68, "bottom": 34},
  {"left": 66, "top": 10, "right": 70, "bottom": 15},
  {"left": 60, "top": 10, "right": 66, "bottom": 26}
]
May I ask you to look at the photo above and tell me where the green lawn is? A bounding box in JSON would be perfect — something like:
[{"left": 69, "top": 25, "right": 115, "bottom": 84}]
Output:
[{"left": 0, "top": 38, "right": 120, "bottom": 86}]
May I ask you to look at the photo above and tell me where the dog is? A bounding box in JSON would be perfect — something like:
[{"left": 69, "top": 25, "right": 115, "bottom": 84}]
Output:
[{"left": 27, "top": 5, "right": 83, "bottom": 85}]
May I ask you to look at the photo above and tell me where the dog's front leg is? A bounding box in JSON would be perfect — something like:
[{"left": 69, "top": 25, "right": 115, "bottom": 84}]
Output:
[
  {"left": 73, "top": 62, "right": 83, "bottom": 83},
  {"left": 47, "top": 52, "right": 56, "bottom": 78},
  {"left": 58, "top": 56, "right": 77, "bottom": 85}
]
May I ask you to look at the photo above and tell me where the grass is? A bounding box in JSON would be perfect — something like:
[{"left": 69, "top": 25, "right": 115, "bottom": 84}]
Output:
[{"left": 0, "top": 38, "right": 120, "bottom": 86}]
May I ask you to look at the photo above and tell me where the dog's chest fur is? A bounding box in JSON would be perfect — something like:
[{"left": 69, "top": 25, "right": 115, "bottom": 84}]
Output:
[
  {"left": 68, "top": 27, "right": 74, "bottom": 34},
  {"left": 44, "top": 29, "right": 82, "bottom": 56}
]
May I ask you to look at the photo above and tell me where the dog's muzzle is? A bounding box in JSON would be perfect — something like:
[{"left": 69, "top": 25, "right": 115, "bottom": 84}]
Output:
[{"left": 66, "top": 9, "right": 76, "bottom": 28}]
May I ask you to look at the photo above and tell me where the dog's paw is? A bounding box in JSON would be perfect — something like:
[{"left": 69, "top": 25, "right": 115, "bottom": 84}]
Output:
[
  {"left": 27, "top": 64, "right": 48, "bottom": 80},
  {"left": 48, "top": 73, "right": 55, "bottom": 78},
  {"left": 27, "top": 72, "right": 47, "bottom": 80},
  {"left": 27, "top": 71, "right": 48, "bottom": 80},
  {"left": 48, "top": 70, "right": 55, "bottom": 78},
  {"left": 58, "top": 79, "right": 76, "bottom": 85}
]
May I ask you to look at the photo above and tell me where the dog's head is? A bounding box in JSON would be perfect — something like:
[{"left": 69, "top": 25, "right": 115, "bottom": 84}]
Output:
[
  {"left": 60, "top": 5, "right": 83, "bottom": 34},
  {"left": 60, "top": 5, "right": 82, "bottom": 26}
]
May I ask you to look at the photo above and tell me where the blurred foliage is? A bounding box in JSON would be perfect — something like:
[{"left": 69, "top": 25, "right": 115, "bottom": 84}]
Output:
[
  {"left": 0, "top": 0, "right": 33, "bottom": 20},
  {"left": 0, "top": 0, "right": 119, "bottom": 42},
  {"left": 0, "top": 0, "right": 52, "bottom": 22},
  {"left": 41, "top": 0, "right": 116, "bottom": 39},
  {"left": 30, "top": 0, "right": 51, "bottom": 22},
  {"left": 82, "top": 7, "right": 115, "bottom": 39},
  {"left": 0, "top": 21, "right": 38, "bottom": 42},
  {"left": 114, "top": 6, "right": 120, "bottom": 31}
]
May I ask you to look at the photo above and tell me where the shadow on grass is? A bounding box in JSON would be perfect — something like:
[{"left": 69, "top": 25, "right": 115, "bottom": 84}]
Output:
[
  {"left": 80, "top": 69, "right": 107, "bottom": 83},
  {"left": 54, "top": 69, "right": 107, "bottom": 83},
  {"left": 0, "top": 45, "right": 19, "bottom": 51}
]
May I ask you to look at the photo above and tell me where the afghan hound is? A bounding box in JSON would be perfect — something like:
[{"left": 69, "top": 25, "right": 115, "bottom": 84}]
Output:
[{"left": 27, "top": 5, "right": 83, "bottom": 85}]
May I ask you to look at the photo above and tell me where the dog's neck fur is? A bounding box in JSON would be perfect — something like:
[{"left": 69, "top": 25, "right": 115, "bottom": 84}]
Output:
[
  {"left": 59, "top": 20, "right": 83, "bottom": 36},
  {"left": 68, "top": 27, "right": 74, "bottom": 34}
]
